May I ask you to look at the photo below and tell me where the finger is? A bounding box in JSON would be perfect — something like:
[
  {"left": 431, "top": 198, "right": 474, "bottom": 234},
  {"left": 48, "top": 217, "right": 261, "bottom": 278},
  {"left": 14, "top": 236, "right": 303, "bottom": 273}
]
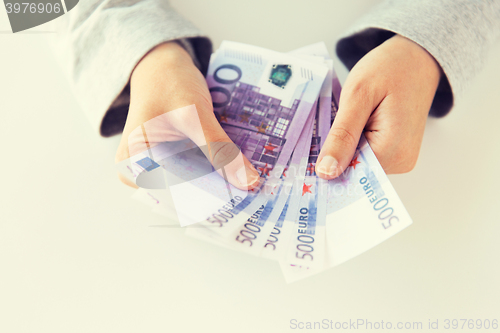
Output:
[
  {"left": 118, "top": 173, "right": 139, "bottom": 189},
  {"left": 316, "top": 81, "right": 385, "bottom": 179},
  {"left": 113, "top": 39, "right": 259, "bottom": 190},
  {"left": 185, "top": 104, "right": 260, "bottom": 191},
  {"left": 114, "top": 100, "right": 190, "bottom": 189},
  {"left": 363, "top": 97, "right": 423, "bottom": 175},
  {"left": 117, "top": 104, "right": 260, "bottom": 191}
]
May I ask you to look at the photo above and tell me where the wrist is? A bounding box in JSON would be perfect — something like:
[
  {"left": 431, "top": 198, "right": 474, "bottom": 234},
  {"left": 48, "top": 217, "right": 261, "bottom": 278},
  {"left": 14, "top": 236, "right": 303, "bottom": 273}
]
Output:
[
  {"left": 131, "top": 41, "right": 193, "bottom": 84},
  {"left": 392, "top": 34, "right": 442, "bottom": 85}
]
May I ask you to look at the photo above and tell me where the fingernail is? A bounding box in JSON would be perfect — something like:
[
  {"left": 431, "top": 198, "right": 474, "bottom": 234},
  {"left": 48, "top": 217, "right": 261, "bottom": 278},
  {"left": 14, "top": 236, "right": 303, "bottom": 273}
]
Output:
[
  {"left": 317, "top": 156, "right": 339, "bottom": 176},
  {"left": 236, "top": 165, "right": 259, "bottom": 187}
]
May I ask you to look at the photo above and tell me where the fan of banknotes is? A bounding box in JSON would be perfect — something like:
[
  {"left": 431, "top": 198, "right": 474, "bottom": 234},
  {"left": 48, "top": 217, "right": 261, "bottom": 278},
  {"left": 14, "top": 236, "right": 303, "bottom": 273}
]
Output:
[{"left": 118, "top": 41, "right": 413, "bottom": 283}]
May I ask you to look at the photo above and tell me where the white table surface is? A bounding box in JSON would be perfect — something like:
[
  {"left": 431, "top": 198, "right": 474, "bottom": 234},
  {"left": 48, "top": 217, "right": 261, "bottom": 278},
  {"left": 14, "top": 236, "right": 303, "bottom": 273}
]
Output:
[{"left": 1, "top": 1, "right": 499, "bottom": 332}]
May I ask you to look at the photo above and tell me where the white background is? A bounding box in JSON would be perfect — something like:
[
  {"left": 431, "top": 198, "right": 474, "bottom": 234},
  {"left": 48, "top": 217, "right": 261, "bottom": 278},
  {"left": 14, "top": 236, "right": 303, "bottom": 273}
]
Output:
[{"left": 1, "top": 1, "right": 499, "bottom": 332}]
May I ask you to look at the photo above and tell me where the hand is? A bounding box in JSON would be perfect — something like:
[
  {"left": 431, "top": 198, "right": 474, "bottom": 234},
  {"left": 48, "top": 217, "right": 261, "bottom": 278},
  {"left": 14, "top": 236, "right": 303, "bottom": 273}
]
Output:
[
  {"left": 115, "top": 41, "right": 260, "bottom": 190},
  {"left": 316, "top": 34, "right": 442, "bottom": 179}
]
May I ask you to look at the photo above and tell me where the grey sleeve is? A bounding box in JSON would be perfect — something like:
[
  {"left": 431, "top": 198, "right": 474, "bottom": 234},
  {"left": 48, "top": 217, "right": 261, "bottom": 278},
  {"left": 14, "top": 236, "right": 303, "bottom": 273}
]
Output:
[
  {"left": 335, "top": 0, "right": 500, "bottom": 117},
  {"left": 52, "top": 0, "right": 212, "bottom": 136}
]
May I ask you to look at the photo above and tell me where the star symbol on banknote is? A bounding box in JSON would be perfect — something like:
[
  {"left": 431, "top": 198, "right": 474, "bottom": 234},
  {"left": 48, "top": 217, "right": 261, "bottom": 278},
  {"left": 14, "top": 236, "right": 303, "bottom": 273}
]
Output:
[
  {"left": 302, "top": 183, "right": 313, "bottom": 196},
  {"left": 348, "top": 157, "right": 360, "bottom": 169},
  {"left": 239, "top": 113, "right": 251, "bottom": 123},
  {"left": 186, "top": 165, "right": 195, "bottom": 172},
  {"left": 220, "top": 113, "right": 228, "bottom": 122},
  {"left": 258, "top": 163, "right": 271, "bottom": 176},
  {"left": 263, "top": 144, "right": 276, "bottom": 154}
]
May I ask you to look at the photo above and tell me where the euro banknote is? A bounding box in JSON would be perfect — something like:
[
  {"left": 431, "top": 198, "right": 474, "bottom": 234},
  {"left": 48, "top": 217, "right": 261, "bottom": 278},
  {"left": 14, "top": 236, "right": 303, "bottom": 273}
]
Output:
[
  {"left": 279, "top": 134, "right": 413, "bottom": 282},
  {"left": 123, "top": 41, "right": 413, "bottom": 283},
  {"left": 195, "top": 41, "right": 329, "bottom": 237}
]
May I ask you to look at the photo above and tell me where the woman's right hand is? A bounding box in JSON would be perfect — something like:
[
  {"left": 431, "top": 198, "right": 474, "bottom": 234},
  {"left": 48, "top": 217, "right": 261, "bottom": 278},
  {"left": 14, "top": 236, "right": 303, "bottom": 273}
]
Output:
[{"left": 115, "top": 41, "right": 260, "bottom": 190}]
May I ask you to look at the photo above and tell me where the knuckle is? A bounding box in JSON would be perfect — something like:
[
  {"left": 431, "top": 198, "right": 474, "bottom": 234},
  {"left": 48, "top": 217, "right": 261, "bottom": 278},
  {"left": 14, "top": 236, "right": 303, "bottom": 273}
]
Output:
[
  {"left": 346, "top": 79, "right": 371, "bottom": 98},
  {"left": 209, "top": 140, "right": 240, "bottom": 169},
  {"left": 393, "top": 148, "right": 419, "bottom": 174},
  {"left": 328, "top": 127, "right": 358, "bottom": 148},
  {"left": 403, "top": 155, "right": 418, "bottom": 173},
  {"left": 373, "top": 139, "right": 419, "bottom": 174},
  {"left": 395, "top": 161, "right": 415, "bottom": 174},
  {"left": 343, "top": 79, "right": 375, "bottom": 105}
]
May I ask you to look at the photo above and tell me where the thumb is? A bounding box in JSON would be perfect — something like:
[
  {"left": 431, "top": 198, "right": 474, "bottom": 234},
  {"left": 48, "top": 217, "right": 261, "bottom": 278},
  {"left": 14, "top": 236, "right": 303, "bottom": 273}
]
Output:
[
  {"left": 316, "top": 83, "right": 383, "bottom": 179},
  {"left": 121, "top": 104, "right": 260, "bottom": 191},
  {"left": 185, "top": 104, "right": 260, "bottom": 190}
]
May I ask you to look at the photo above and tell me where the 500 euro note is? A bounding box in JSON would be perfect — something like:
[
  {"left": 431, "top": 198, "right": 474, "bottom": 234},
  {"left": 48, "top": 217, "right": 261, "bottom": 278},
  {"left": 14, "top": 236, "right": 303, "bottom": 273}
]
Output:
[
  {"left": 222, "top": 46, "right": 334, "bottom": 255},
  {"left": 117, "top": 41, "right": 328, "bottom": 229},
  {"left": 258, "top": 43, "right": 334, "bottom": 262},
  {"left": 220, "top": 107, "right": 316, "bottom": 254},
  {"left": 193, "top": 41, "right": 328, "bottom": 238},
  {"left": 280, "top": 134, "right": 413, "bottom": 282}
]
